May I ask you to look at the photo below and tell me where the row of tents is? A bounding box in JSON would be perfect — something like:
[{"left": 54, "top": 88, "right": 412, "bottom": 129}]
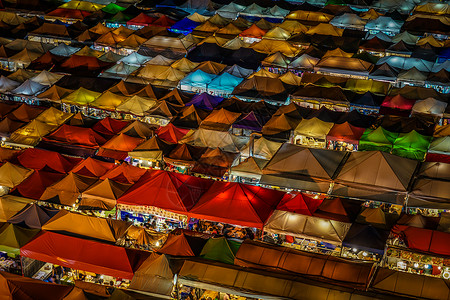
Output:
[{"left": 1, "top": 196, "right": 450, "bottom": 299}]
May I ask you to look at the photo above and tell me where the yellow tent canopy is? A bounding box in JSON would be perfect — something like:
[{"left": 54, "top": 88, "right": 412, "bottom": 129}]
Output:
[
  {"left": 62, "top": 87, "right": 101, "bottom": 106},
  {"left": 0, "top": 195, "right": 33, "bottom": 222},
  {"left": 294, "top": 117, "right": 334, "bottom": 140},
  {"left": 90, "top": 91, "right": 128, "bottom": 111},
  {"left": 263, "top": 26, "right": 291, "bottom": 40},
  {"left": 171, "top": 57, "right": 200, "bottom": 73},
  {"left": 34, "top": 107, "right": 73, "bottom": 126},
  {"left": 0, "top": 162, "right": 33, "bottom": 188},
  {"left": 80, "top": 178, "right": 131, "bottom": 211},
  {"left": 74, "top": 46, "right": 103, "bottom": 58},
  {"left": 306, "top": 23, "right": 344, "bottom": 36},
  {"left": 251, "top": 39, "right": 299, "bottom": 57},
  {"left": 40, "top": 172, "right": 97, "bottom": 206},
  {"left": 43, "top": 209, "right": 131, "bottom": 242},
  {"left": 8, "top": 120, "right": 56, "bottom": 146},
  {"left": 116, "top": 95, "right": 157, "bottom": 116},
  {"left": 59, "top": 1, "right": 105, "bottom": 12}
]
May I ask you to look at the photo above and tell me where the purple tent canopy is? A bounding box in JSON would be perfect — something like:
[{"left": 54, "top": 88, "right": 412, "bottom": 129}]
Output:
[
  {"left": 184, "top": 93, "right": 224, "bottom": 110},
  {"left": 233, "top": 111, "right": 265, "bottom": 132}
]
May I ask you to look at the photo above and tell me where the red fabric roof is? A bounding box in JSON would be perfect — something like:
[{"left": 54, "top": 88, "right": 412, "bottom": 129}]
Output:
[
  {"left": 43, "top": 124, "right": 107, "bottom": 149},
  {"left": 380, "top": 95, "right": 416, "bottom": 116},
  {"left": 153, "top": 15, "right": 176, "bottom": 28},
  {"left": 0, "top": 271, "right": 72, "bottom": 300},
  {"left": 392, "top": 225, "right": 450, "bottom": 256},
  {"left": 156, "top": 123, "right": 189, "bottom": 144},
  {"left": 97, "top": 133, "right": 144, "bottom": 160},
  {"left": 189, "top": 181, "right": 285, "bottom": 228},
  {"left": 326, "top": 122, "right": 365, "bottom": 145},
  {"left": 14, "top": 170, "right": 64, "bottom": 200},
  {"left": 16, "top": 148, "right": 82, "bottom": 173},
  {"left": 20, "top": 231, "right": 147, "bottom": 279},
  {"left": 92, "top": 117, "right": 129, "bottom": 137},
  {"left": 59, "top": 55, "right": 111, "bottom": 70},
  {"left": 276, "top": 192, "right": 324, "bottom": 216},
  {"left": 71, "top": 157, "right": 115, "bottom": 177},
  {"left": 118, "top": 170, "right": 213, "bottom": 213},
  {"left": 126, "top": 13, "right": 156, "bottom": 26},
  {"left": 100, "top": 163, "right": 147, "bottom": 184},
  {"left": 47, "top": 8, "right": 91, "bottom": 20}
]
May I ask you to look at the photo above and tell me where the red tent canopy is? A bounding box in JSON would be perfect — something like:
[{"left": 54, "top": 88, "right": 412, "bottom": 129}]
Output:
[
  {"left": 0, "top": 271, "right": 72, "bottom": 300},
  {"left": 392, "top": 225, "right": 450, "bottom": 256},
  {"left": 380, "top": 95, "right": 417, "bottom": 117},
  {"left": 189, "top": 181, "right": 285, "bottom": 228},
  {"left": 326, "top": 122, "right": 366, "bottom": 145},
  {"left": 276, "top": 192, "right": 324, "bottom": 216},
  {"left": 153, "top": 15, "right": 176, "bottom": 28},
  {"left": 313, "top": 198, "right": 361, "bottom": 223},
  {"left": 126, "top": 13, "right": 156, "bottom": 27},
  {"left": 14, "top": 170, "right": 64, "bottom": 199},
  {"left": 92, "top": 117, "right": 129, "bottom": 138},
  {"left": 156, "top": 123, "right": 189, "bottom": 144},
  {"left": 118, "top": 170, "right": 213, "bottom": 213},
  {"left": 158, "top": 232, "right": 208, "bottom": 256},
  {"left": 16, "top": 148, "right": 82, "bottom": 173},
  {"left": 71, "top": 157, "right": 115, "bottom": 177},
  {"left": 20, "top": 231, "right": 147, "bottom": 280},
  {"left": 58, "top": 55, "right": 111, "bottom": 70},
  {"left": 47, "top": 8, "right": 91, "bottom": 20},
  {"left": 100, "top": 163, "right": 147, "bottom": 184},
  {"left": 97, "top": 133, "right": 144, "bottom": 160},
  {"left": 42, "top": 124, "right": 107, "bottom": 149}
]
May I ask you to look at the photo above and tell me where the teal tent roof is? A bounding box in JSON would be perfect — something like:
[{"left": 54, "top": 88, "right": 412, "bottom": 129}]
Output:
[
  {"left": 207, "top": 72, "right": 243, "bottom": 93},
  {"left": 179, "top": 69, "right": 217, "bottom": 88}
]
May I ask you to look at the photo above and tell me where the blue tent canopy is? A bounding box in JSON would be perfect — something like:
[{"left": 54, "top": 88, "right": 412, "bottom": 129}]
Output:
[
  {"left": 179, "top": 69, "right": 217, "bottom": 92},
  {"left": 207, "top": 72, "right": 243, "bottom": 97},
  {"left": 169, "top": 18, "right": 200, "bottom": 35}
]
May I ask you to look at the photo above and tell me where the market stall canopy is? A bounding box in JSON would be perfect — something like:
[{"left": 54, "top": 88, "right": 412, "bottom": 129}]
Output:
[
  {"left": 179, "top": 128, "right": 248, "bottom": 153},
  {"left": 17, "top": 148, "right": 81, "bottom": 174},
  {"left": 0, "top": 271, "right": 72, "bottom": 300},
  {"left": 0, "top": 223, "right": 39, "bottom": 256},
  {"left": 261, "top": 143, "right": 346, "bottom": 193},
  {"left": 0, "top": 195, "right": 33, "bottom": 222},
  {"left": 128, "top": 253, "right": 174, "bottom": 296},
  {"left": 391, "top": 225, "right": 450, "bottom": 256},
  {"left": 100, "top": 163, "right": 147, "bottom": 184},
  {"left": 235, "top": 240, "right": 374, "bottom": 289},
  {"left": 198, "top": 237, "right": 240, "bottom": 266},
  {"left": 190, "top": 181, "right": 285, "bottom": 228},
  {"left": 240, "top": 137, "right": 282, "bottom": 160},
  {"left": 371, "top": 268, "right": 450, "bottom": 299},
  {"left": 118, "top": 170, "right": 213, "bottom": 214},
  {"left": 21, "top": 231, "right": 147, "bottom": 280},
  {"left": 16, "top": 167, "right": 62, "bottom": 199},
  {"left": 71, "top": 157, "right": 114, "bottom": 178},
  {"left": 0, "top": 162, "right": 33, "bottom": 188},
  {"left": 43, "top": 209, "right": 130, "bottom": 243},
  {"left": 7, "top": 203, "right": 58, "bottom": 228},
  {"left": 265, "top": 211, "right": 351, "bottom": 244},
  {"left": 342, "top": 223, "right": 390, "bottom": 255},
  {"left": 80, "top": 178, "right": 131, "bottom": 211},
  {"left": 332, "top": 151, "right": 418, "bottom": 204},
  {"left": 39, "top": 172, "right": 98, "bottom": 206},
  {"left": 158, "top": 232, "right": 207, "bottom": 256}
]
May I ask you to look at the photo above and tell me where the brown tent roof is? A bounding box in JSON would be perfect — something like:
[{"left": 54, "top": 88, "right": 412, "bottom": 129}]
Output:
[
  {"left": 200, "top": 108, "right": 241, "bottom": 131},
  {"left": 40, "top": 172, "right": 98, "bottom": 206}
]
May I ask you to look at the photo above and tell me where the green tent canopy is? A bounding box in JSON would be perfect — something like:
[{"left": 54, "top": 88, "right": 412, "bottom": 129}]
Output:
[
  {"left": 200, "top": 237, "right": 241, "bottom": 264},
  {"left": 102, "top": 3, "right": 126, "bottom": 14},
  {"left": 359, "top": 127, "right": 399, "bottom": 153},
  {"left": 392, "top": 130, "right": 432, "bottom": 161},
  {"left": 0, "top": 223, "right": 39, "bottom": 257}
]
